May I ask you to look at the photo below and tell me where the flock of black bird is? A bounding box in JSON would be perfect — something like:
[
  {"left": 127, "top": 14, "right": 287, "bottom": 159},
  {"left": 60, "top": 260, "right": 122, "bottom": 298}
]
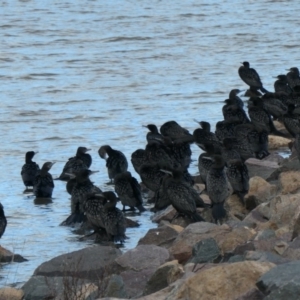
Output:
[{"left": 1, "top": 62, "right": 300, "bottom": 245}]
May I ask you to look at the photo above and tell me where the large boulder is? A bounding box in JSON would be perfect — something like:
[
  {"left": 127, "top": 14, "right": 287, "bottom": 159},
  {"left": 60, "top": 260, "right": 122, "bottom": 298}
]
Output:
[
  {"left": 33, "top": 245, "right": 122, "bottom": 279},
  {"left": 279, "top": 171, "right": 300, "bottom": 194},
  {"left": 166, "top": 261, "right": 274, "bottom": 300},
  {"left": 257, "top": 260, "right": 300, "bottom": 299},
  {"left": 0, "top": 287, "right": 24, "bottom": 300}
]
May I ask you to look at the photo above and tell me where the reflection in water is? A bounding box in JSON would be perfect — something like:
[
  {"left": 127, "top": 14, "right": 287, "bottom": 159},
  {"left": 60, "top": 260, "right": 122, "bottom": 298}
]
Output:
[{"left": 0, "top": 0, "right": 299, "bottom": 287}]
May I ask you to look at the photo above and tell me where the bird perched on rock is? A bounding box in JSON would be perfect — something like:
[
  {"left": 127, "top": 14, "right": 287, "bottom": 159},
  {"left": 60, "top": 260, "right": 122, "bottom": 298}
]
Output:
[
  {"left": 143, "top": 124, "right": 163, "bottom": 144},
  {"left": 114, "top": 171, "right": 146, "bottom": 212},
  {"left": 160, "top": 169, "right": 205, "bottom": 222},
  {"left": 274, "top": 75, "right": 292, "bottom": 94},
  {"left": 160, "top": 120, "right": 192, "bottom": 140},
  {"left": 0, "top": 203, "right": 7, "bottom": 239},
  {"left": 21, "top": 151, "right": 40, "bottom": 190},
  {"left": 238, "top": 61, "right": 268, "bottom": 94},
  {"left": 33, "top": 162, "right": 55, "bottom": 198},
  {"left": 198, "top": 143, "right": 216, "bottom": 188},
  {"left": 102, "top": 191, "right": 127, "bottom": 244},
  {"left": 58, "top": 147, "right": 92, "bottom": 181},
  {"left": 98, "top": 145, "right": 128, "bottom": 183},
  {"left": 206, "top": 155, "right": 230, "bottom": 223},
  {"left": 286, "top": 67, "right": 300, "bottom": 90},
  {"left": 222, "top": 99, "right": 250, "bottom": 124},
  {"left": 228, "top": 89, "right": 244, "bottom": 108}
]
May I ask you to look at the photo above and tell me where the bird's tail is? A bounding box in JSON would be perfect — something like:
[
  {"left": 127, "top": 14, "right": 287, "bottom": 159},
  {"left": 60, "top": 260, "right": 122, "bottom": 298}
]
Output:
[
  {"left": 60, "top": 212, "right": 86, "bottom": 226},
  {"left": 212, "top": 202, "right": 226, "bottom": 223},
  {"left": 137, "top": 204, "right": 146, "bottom": 212}
]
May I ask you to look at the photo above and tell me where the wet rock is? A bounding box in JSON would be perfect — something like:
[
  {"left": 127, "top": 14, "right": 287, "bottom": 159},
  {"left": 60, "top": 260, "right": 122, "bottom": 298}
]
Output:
[
  {"left": 245, "top": 251, "right": 291, "bottom": 265},
  {"left": 104, "top": 275, "right": 127, "bottom": 298},
  {"left": 0, "top": 245, "right": 27, "bottom": 263},
  {"left": 115, "top": 245, "right": 169, "bottom": 272},
  {"left": 33, "top": 245, "right": 122, "bottom": 280},
  {"left": 268, "top": 135, "right": 291, "bottom": 150},
  {"left": 189, "top": 238, "right": 220, "bottom": 264},
  {"left": 257, "top": 260, "right": 300, "bottom": 299},
  {"left": 279, "top": 171, "right": 300, "bottom": 194},
  {"left": 0, "top": 287, "right": 24, "bottom": 300},
  {"left": 244, "top": 176, "right": 277, "bottom": 208},
  {"left": 138, "top": 224, "right": 183, "bottom": 249},
  {"left": 166, "top": 261, "right": 275, "bottom": 300},
  {"left": 143, "top": 260, "right": 183, "bottom": 296}
]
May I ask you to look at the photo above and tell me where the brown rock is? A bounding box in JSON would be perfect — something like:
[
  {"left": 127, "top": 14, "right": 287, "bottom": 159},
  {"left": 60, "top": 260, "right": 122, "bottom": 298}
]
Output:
[
  {"left": 0, "top": 287, "right": 24, "bottom": 300},
  {"left": 279, "top": 171, "right": 300, "bottom": 194},
  {"left": 0, "top": 245, "right": 27, "bottom": 263},
  {"left": 244, "top": 176, "right": 277, "bottom": 207},
  {"left": 268, "top": 135, "right": 292, "bottom": 150},
  {"left": 151, "top": 205, "right": 177, "bottom": 223},
  {"left": 165, "top": 261, "right": 275, "bottom": 300},
  {"left": 225, "top": 194, "right": 249, "bottom": 220},
  {"left": 137, "top": 225, "right": 182, "bottom": 249}
]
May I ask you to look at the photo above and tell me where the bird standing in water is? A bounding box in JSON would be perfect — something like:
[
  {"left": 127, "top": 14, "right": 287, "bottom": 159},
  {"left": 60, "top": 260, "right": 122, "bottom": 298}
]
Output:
[
  {"left": 0, "top": 203, "right": 7, "bottom": 239},
  {"left": 21, "top": 151, "right": 40, "bottom": 190},
  {"left": 238, "top": 61, "right": 268, "bottom": 94},
  {"left": 98, "top": 145, "right": 128, "bottom": 183},
  {"left": 33, "top": 162, "right": 55, "bottom": 198}
]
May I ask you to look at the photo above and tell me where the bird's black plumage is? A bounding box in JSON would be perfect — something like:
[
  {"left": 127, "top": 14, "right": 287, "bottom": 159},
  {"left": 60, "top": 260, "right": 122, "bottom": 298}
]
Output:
[
  {"left": 33, "top": 162, "right": 55, "bottom": 198},
  {"left": 21, "top": 151, "right": 40, "bottom": 189}
]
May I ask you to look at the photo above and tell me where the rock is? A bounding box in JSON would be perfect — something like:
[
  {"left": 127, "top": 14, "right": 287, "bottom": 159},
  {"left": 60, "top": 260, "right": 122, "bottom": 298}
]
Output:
[
  {"left": 245, "top": 251, "right": 291, "bottom": 265},
  {"left": 166, "top": 261, "right": 275, "bottom": 300},
  {"left": 168, "top": 222, "right": 219, "bottom": 263},
  {"left": 235, "top": 288, "right": 265, "bottom": 300},
  {"left": 246, "top": 158, "right": 280, "bottom": 181},
  {"left": 225, "top": 194, "right": 249, "bottom": 220},
  {"left": 104, "top": 275, "right": 127, "bottom": 298},
  {"left": 143, "top": 260, "right": 183, "bottom": 296},
  {"left": 282, "top": 237, "right": 300, "bottom": 260},
  {"left": 0, "top": 245, "right": 27, "bottom": 263},
  {"left": 0, "top": 287, "right": 24, "bottom": 300},
  {"left": 151, "top": 205, "right": 177, "bottom": 223},
  {"left": 138, "top": 224, "right": 183, "bottom": 249},
  {"left": 268, "top": 135, "right": 291, "bottom": 150},
  {"left": 33, "top": 245, "right": 122, "bottom": 280},
  {"left": 189, "top": 238, "right": 220, "bottom": 264},
  {"left": 279, "top": 171, "right": 300, "bottom": 194},
  {"left": 115, "top": 245, "right": 169, "bottom": 271},
  {"left": 257, "top": 260, "right": 300, "bottom": 299},
  {"left": 243, "top": 176, "right": 277, "bottom": 208},
  {"left": 228, "top": 255, "right": 245, "bottom": 263},
  {"left": 255, "top": 229, "right": 276, "bottom": 240}
]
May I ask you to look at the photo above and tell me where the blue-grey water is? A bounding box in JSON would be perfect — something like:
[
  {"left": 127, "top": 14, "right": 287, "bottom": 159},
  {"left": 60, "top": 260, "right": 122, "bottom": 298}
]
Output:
[{"left": 0, "top": 0, "right": 298, "bottom": 288}]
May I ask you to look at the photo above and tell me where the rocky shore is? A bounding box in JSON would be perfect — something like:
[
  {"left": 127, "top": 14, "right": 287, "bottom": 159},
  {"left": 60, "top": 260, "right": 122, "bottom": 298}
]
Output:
[{"left": 3, "top": 134, "right": 300, "bottom": 300}]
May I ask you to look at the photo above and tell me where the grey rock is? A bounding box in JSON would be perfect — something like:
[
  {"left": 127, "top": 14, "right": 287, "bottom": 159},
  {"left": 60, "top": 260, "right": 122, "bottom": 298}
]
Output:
[
  {"left": 235, "top": 287, "right": 265, "bottom": 300},
  {"left": 228, "top": 255, "right": 245, "bottom": 263},
  {"left": 189, "top": 238, "right": 220, "bottom": 264},
  {"left": 257, "top": 260, "right": 300, "bottom": 299},
  {"left": 245, "top": 251, "right": 291, "bottom": 265},
  {"left": 104, "top": 274, "right": 127, "bottom": 298},
  {"left": 34, "top": 245, "right": 122, "bottom": 280},
  {"left": 255, "top": 229, "right": 276, "bottom": 241}
]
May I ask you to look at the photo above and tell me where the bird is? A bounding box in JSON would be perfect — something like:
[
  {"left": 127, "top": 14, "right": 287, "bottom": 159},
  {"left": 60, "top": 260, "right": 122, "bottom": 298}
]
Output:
[
  {"left": 221, "top": 138, "right": 242, "bottom": 165},
  {"left": 114, "top": 171, "right": 146, "bottom": 212},
  {"left": 206, "top": 155, "right": 230, "bottom": 223},
  {"left": 286, "top": 67, "right": 300, "bottom": 90},
  {"left": 238, "top": 61, "right": 268, "bottom": 94},
  {"left": 0, "top": 203, "right": 7, "bottom": 239},
  {"left": 274, "top": 75, "right": 292, "bottom": 94},
  {"left": 143, "top": 124, "right": 163, "bottom": 144},
  {"left": 281, "top": 104, "right": 300, "bottom": 138},
  {"left": 222, "top": 99, "right": 250, "bottom": 124},
  {"left": 131, "top": 149, "right": 149, "bottom": 175},
  {"left": 226, "top": 159, "right": 249, "bottom": 203},
  {"left": 160, "top": 169, "right": 205, "bottom": 222},
  {"left": 160, "top": 120, "right": 192, "bottom": 140},
  {"left": 228, "top": 89, "right": 244, "bottom": 108},
  {"left": 58, "top": 147, "right": 92, "bottom": 181},
  {"left": 21, "top": 151, "right": 40, "bottom": 190},
  {"left": 101, "top": 191, "right": 127, "bottom": 244},
  {"left": 33, "top": 162, "right": 55, "bottom": 198},
  {"left": 98, "top": 145, "right": 128, "bottom": 183},
  {"left": 198, "top": 143, "right": 216, "bottom": 188}
]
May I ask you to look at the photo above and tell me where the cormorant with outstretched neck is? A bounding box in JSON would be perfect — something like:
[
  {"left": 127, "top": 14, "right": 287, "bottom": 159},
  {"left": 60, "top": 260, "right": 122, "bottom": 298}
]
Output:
[
  {"left": 160, "top": 168, "right": 205, "bottom": 222},
  {"left": 33, "top": 162, "right": 55, "bottom": 198},
  {"left": 58, "top": 147, "right": 92, "bottom": 181},
  {"left": 102, "top": 191, "right": 127, "bottom": 244},
  {"left": 206, "top": 155, "right": 230, "bottom": 223},
  {"left": 226, "top": 159, "right": 249, "bottom": 203},
  {"left": 160, "top": 120, "right": 192, "bottom": 140},
  {"left": 286, "top": 67, "right": 300, "bottom": 90},
  {"left": 131, "top": 149, "right": 149, "bottom": 175},
  {"left": 143, "top": 124, "right": 163, "bottom": 144},
  {"left": 238, "top": 61, "right": 268, "bottom": 94},
  {"left": 198, "top": 143, "right": 216, "bottom": 188},
  {"left": 274, "top": 75, "right": 292, "bottom": 94},
  {"left": 0, "top": 203, "right": 7, "bottom": 239},
  {"left": 98, "top": 145, "right": 128, "bottom": 183},
  {"left": 114, "top": 171, "right": 146, "bottom": 212},
  {"left": 21, "top": 151, "right": 40, "bottom": 190}
]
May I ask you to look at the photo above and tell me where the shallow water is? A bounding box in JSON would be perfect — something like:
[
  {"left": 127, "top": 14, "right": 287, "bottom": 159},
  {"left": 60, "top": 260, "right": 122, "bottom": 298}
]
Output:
[{"left": 0, "top": 0, "right": 298, "bottom": 287}]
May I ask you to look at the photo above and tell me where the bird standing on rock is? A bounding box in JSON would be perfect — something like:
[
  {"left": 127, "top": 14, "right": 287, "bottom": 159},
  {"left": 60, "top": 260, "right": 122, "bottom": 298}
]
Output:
[
  {"left": 238, "top": 61, "right": 268, "bottom": 94},
  {"left": 33, "top": 162, "right": 55, "bottom": 198},
  {"left": 21, "top": 151, "right": 40, "bottom": 190},
  {"left": 98, "top": 145, "right": 128, "bottom": 183}
]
